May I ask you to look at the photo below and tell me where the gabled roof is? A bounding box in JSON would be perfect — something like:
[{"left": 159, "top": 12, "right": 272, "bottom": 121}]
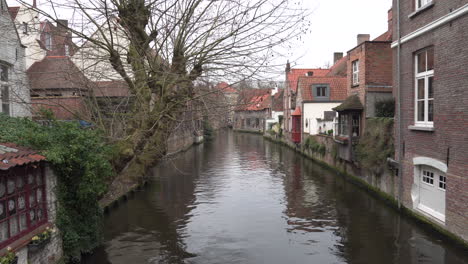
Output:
[
  {"left": 333, "top": 95, "right": 364, "bottom": 112},
  {"left": 93, "top": 81, "right": 130, "bottom": 97},
  {"left": 27, "top": 56, "right": 91, "bottom": 90},
  {"left": 291, "top": 106, "right": 301, "bottom": 116},
  {"left": 236, "top": 88, "right": 271, "bottom": 111},
  {"left": 8, "top": 6, "right": 20, "bottom": 20},
  {"left": 373, "top": 31, "right": 392, "bottom": 41},
  {"left": 298, "top": 76, "right": 347, "bottom": 102},
  {"left": 215, "top": 82, "right": 237, "bottom": 93},
  {"left": 272, "top": 89, "right": 284, "bottom": 111},
  {"left": 287, "top": 68, "right": 330, "bottom": 92},
  {"left": 327, "top": 55, "right": 348, "bottom": 77},
  {"left": 0, "top": 143, "right": 46, "bottom": 170}
]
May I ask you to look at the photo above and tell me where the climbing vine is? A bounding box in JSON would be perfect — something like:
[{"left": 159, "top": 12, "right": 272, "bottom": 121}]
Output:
[{"left": 0, "top": 114, "right": 114, "bottom": 262}]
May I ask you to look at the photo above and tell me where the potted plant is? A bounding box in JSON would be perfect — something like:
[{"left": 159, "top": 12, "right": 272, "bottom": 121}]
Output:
[
  {"left": 28, "top": 227, "right": 55, "bottom": 253},
  {"left": 0, "top": 247, "right": 18, "bottom": 264}
]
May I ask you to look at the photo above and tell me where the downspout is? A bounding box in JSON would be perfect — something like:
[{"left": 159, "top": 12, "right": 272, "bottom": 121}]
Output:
[{"left": 396, "top": 0, "right": 403, "bottom": 209}]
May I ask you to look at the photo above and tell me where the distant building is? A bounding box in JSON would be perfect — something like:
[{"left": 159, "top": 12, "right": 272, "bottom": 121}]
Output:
[
  {"left": 265, "top": 88, "right": 284, "bottom": 131},
  {"left": 392, "top": 1, "right": 468, "bottom": 242},
  {"left": 0, "top": 0, "right": 31, "bottom": 117},
  {"left": 234, "top": 88, "right": 272, "bottom": 132}
]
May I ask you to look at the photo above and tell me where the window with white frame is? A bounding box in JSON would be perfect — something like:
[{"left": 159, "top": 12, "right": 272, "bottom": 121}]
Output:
[
  {"left": 422, "top": 169, "right": 434, "bottom": 185},
  {"left": 22, "top": 22, "right": 28, "bottom": 35},
  {"left": 44, "top": 32, "right": 52, "bottom": 50},
  {"left": 0, "top": 63, "right": 10, "bottom": 116},
  {"left": 415, "top": 48, "right": 434, "bottom": 126},
  {"left": 65, "top": 45, "right": 70, "bottom": 57},
  {"left": 352, "top": 60, "right": 359, "bottom": 86},
  {"left": 415, "top": 0, "right": 431, "bottom": 10},
  {"left": 439, "top": 175, "right": 446, "bottom": 190}
]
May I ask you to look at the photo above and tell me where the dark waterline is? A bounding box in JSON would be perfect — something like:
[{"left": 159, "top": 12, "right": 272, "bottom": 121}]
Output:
[{"left": 84, "top": 130, "right": 468, "bottom": 264}]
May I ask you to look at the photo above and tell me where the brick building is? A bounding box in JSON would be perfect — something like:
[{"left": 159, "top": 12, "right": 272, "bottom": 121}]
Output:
[
  {"left": 234, "top": 88, "right": 272, "bottom": 133},
  {"left": 334, "top": 10, "right": 393, "bottom": 161},
  {"left": 392, "top": 0, "right": 468, "bottom": 242}
]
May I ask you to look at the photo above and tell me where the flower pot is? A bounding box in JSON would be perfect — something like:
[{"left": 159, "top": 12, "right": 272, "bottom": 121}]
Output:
[{"left": 27, "top": 237, "right": 51, "bottom": 253}]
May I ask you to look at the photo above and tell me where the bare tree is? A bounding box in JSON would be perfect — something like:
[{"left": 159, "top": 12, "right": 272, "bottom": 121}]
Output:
[{"left": 16, "top": 0, "right": 308, "bottom": 188}]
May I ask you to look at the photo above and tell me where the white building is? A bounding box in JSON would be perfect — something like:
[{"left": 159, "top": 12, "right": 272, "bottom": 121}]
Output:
[
  {"left": 0, "top": 0, "right": 31, "bottom": 117},
  {"left": 295, "top": 76, "right": 347, "bottom": 136}
]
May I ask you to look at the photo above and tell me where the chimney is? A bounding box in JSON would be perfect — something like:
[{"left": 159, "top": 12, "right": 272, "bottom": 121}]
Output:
[
  {"left": 333, "top": 52, "right": 343, "bottom": 64},
  {"left": 57, "top": 19, "right": 68, "bottom": 29},
  {"left": 357, "top": 34, "right": 370, "bottom": 45},
  {"left": 33, "top": 0, "right": 37, "bottom": 8},
  {"left": 285, "top": 60, "right": 291, "bottom": 73},
  {"left": 388, "top": 8, "right": 393, "bottom": 33}
]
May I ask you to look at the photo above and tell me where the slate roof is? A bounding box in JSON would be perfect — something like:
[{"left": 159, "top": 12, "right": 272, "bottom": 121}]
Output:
[
  {"left": 235, "top": 88, "right": 271, "bottom": 111},
  {"left": 93, "top": 81, "right": 130, "bottom": 97},
  {"left": 272, "top": 89, "right": 284, "bottom": 112},
  {"left": 297, "top": 76, "right": 347, "bottom": 102},
  {"left": 0, "top": 143, "right": 46, "bottom": 170},
  {"left": 27, "top": 56, "right": 91, "bottom": 90},
  {"left": 333, "top": 95, "right": 364, "bottom": 112},
  {"left": 287, "top": 68, "right": 330, "bottom": 92}
]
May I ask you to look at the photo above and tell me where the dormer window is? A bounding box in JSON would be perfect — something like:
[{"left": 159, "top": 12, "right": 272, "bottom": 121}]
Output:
[{"left": 312, "top": 84, "right": 329, "bottom": 101}]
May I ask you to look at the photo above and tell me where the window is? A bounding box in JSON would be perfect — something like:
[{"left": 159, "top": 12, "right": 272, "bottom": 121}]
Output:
[
  {"left": 0, "top": 63, "right": 10, "bottom": 116},
  {"left": 352, "top": 60, "right": 359, "bottom": 85},
  {"left": 65, "top": 45, "right": 70, "bottom": 56},
  {"left": 44, "top": 32, "right": 52, "bottom": 50},
  {"left": 351, "top": 114, "right": 360, "bottom": 137},
  {"left": 22, "top": 22, "right": 28, "bottom": 35},
  {"left": 415, "top": 48, "right": 434, "bottom": 126},
  {"left": 422, "top": 169, "right": 434, "bottom": 185},
  {"left": 313, "top": 84, "right": 329, "bottom": 101},
  {"left": 439, "top": 175, "right": 446, "bottom": 190},
  {"left": 0, "top": 166, "right": 47, "bottom": 247},
  {"left": 415, "top": 0, "right": 431, "bottom": 10},
  {"left": 338, "top": 114, "right": 349, "bottom": 136}
]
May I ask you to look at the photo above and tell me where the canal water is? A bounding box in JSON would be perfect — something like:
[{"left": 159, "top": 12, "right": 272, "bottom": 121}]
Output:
[{"left": 85, "top": 130, "right": 468, "bottom": 264}]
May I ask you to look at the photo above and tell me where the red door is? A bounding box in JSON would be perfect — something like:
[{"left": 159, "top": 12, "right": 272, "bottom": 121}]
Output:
[{"left": 292, "top": 115, "right": 301, "bottom": 143}]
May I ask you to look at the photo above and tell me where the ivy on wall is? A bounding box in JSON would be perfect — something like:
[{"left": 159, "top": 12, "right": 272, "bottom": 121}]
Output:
[
  {"left": 355, "top": 117, "right": 394, "bottom": 175},
  {"left": 0, "top": 114, "right": 114, "bottom": 262}
]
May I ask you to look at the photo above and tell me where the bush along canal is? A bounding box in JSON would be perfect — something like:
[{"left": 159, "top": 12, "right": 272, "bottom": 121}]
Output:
[{"left": 83, "top": 130, "right": 468, "bottom": 264}]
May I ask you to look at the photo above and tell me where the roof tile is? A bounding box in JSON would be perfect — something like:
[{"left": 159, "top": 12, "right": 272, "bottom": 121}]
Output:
[{"left": 0, "top": 143, "right": 46, "bottom": 170}]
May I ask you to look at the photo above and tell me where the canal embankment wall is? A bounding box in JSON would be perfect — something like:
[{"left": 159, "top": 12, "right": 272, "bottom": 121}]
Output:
[{"left": 261, "top": 132, "right": 468, "bottom": 249}]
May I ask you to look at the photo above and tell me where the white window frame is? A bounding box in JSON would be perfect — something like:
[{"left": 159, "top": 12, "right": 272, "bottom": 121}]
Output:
[
  {"left": 421, "top": 169, "right": 434, "bottom": 185},
  {"left": 438, "top": 175, "right": 446, "bottom": 191},
  {"left": 65, "top": 45, "right": 70, "bottom": 56},
  {"left": 352, "top": 60, "right": 359, "bottom": 85},
  {"left": 415, "top": 0, "right": 432, "bottom": 10},
  {"left": 414, "top": 48, "right": 434, "bottom": 127},
  {"left": 44, "top": 32, "right": 52, "bottom": 50}
]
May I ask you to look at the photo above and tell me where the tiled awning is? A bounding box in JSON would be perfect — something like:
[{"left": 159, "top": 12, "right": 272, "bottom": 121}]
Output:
[{"left": 0, "top": 143, "right": 46, "bottom": 170}]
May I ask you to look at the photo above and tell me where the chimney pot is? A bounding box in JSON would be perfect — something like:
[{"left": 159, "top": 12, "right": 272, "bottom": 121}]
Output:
[
  {"left": 357, "top": 34, "right": 370, "bottom": 45},
  {"left": 333, "top": 52, "right": 343, "bottom": 64}
]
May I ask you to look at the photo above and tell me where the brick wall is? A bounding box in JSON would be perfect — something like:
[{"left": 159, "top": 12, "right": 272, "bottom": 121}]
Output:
[
  {"left": 394, "top": 1, "right": 468, "bottom": 241},
  {"left": 31, "top": 97, "right": 87, "bottom": 120}
]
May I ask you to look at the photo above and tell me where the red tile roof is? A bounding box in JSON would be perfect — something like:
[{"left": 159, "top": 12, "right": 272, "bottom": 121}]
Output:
[
  {"left": 373, "top": 30, "right": 392, "bottom": 41},
  {"left": 297, "top": 76, "right": 347, "bottom": 102},
  {"left": 287, "top": 69, "right": 330, "bottom": 92},
  {"left": 215, "top": 82, "right": 237, "bottom": 93},
  {"left": 8, "top": 7, "right": 20, "bottom": 20},
  {"left": 236, "top": 88, "right": 271, "bottom": 111},
  {"left": 0, "top": 143, "right": 46, "bottom": 170},
  {"left": 27, "top": 57, "right": 91, "bottom": 91},
  {"left": 291, "top": 106, "right": 301, "bottom": 116}
]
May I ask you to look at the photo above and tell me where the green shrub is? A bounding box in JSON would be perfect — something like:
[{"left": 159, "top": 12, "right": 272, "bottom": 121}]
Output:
[
  {"left": 0, "top": 114, "right": 114, "bottom": 262},
  {"left": 375, "top": 99, "right": 395, "bottom": 117},
  {"left": 355, "top": 117, "right": 394, "bottom": 174},
  {"left": 327, "top": 129, "right": 333, "bottom": 136}
]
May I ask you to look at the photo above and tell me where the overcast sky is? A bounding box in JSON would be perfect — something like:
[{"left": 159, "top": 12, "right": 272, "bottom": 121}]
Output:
[{"left": 288, "top": 0, "right": 393, "bottom": 69}]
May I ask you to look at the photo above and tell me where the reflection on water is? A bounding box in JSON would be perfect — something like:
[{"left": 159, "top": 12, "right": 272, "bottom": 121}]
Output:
[{"left": 84, "top": 130, "right": 468, "bottom": 264}]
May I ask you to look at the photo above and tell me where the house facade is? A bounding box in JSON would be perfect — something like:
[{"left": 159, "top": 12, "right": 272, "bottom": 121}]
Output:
[
  {"left": 0, "top": 143, "right": 62, "bottom": 263},
  {"left": 234, "top": 88, "right": 272, "bottom": 133},
  {"left": 296, "top": 75, "right": 347, "bottom": 138},
  {"left": 334, "top": 11, "right": 393, "bottom": 161},
  {"left": 392, "top": 0, "right": 468, "bottom": 241},
  {"left": 0, "top": 0, "right": 31, "bottom": 117}
]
